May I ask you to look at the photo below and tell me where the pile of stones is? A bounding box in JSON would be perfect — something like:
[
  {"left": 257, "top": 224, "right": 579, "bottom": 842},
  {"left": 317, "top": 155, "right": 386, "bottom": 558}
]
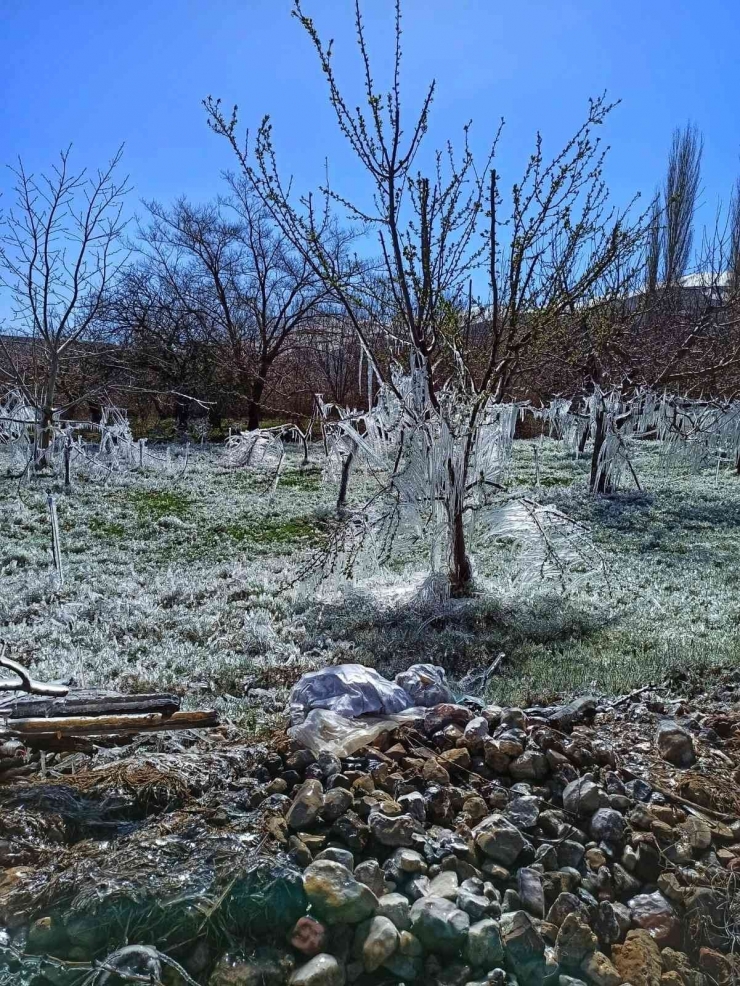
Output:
[{"left": 207, "top": 698, "right": 740, "bottom": 986}]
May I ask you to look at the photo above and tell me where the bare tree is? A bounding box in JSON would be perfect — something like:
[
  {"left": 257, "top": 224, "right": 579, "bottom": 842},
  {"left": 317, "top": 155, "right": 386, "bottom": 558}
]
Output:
[
  {"left": 645, "top": 192, "right": 661, "bottom": 294},
  {"left": 107, "top": 261, "right": 217, "bottom": 435},
  {"left": 662, "top": 123, "right": 703, "bottom": 287},
  {"left": 0, "top": 147, "right": 129, "bottom": 464},
  {"left": 138, "top": 183, "right": 330, "bottom": 430},
  {"left": 295, "top": 314, "right": 363, "bottom": 408},
  {"left": 730, "top": 175, "right": 740, "bottom": 296},
  {"left": 206, "top": 0, "right": 644, "bottom": 595}
]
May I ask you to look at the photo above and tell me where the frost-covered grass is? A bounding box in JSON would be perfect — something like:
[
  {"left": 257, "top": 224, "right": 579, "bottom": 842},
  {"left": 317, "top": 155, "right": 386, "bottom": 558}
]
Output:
[{"left": 1, "top": 438, "right": 739, "bottom": 729}]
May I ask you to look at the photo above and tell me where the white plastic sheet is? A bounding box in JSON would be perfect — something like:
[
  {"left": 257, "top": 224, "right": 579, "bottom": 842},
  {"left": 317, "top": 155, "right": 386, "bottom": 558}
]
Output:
[
  {"left": 288, "top": 662, "right": 454, "bottom": 755},
  {"left": 288, "top": 707, "right": 424, "bottom": 758},
  {"left": 290, "top": 664, "right": 413, "bottom": 718},
  {"left": 395, "top": 663, "right": 453, "bottom": 706}
]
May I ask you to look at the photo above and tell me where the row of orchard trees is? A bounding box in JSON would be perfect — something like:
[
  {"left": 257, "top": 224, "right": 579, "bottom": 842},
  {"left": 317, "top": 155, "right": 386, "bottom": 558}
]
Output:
[
  {"left": 0, "top": 150, "right": 366, "bottom": 444},
  {"left": 2, "top": 2, "right": 740, "bottom": 590},
  {"left": 1, "top": 12, "right": 739, "bottom": 449}
]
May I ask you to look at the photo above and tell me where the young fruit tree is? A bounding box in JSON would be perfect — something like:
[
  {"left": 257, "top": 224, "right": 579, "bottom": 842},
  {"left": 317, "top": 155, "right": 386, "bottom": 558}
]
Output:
[
  {"left": 206, "top": 0, "right": 645, "bottom": 596},
  {"left": 0, "top": 147, "right": 130, "bottom": 468}
]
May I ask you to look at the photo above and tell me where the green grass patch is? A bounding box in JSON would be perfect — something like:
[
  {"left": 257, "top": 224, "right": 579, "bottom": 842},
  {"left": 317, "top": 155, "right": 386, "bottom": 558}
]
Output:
[
  {"left": 278, "top": 467, "right": 323, "bottom": 490},
  {"left": 486, "top": 631, "right": 740, "bottom": 707},
  {"left": 89, "top": 517, "right": 128, "bottom": 538},
  {"left": 212, "top": 514, "right": 322, "bottom": 548},
  {"left": 127, "top": 489, "right": 191, "bottom": 522}
]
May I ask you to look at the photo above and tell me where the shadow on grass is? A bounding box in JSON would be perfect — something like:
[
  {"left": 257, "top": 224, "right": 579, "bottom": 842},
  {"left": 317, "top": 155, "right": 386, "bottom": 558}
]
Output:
[
  {"left": 552, "top": 485, "right": 740, "bottom": 560},
  {"left": 558, "top": 483, "right": 740, "bottom": 536},
  {"left": 302, "top": 585, "right": 740, "bottom": 708},
  {"left": 302, "top": 591, "right": 610, "bottom": 686},
  {"left": 552, "top": 490, "right": 656, "bottom": 532},
  {"left": 662, "top": 496, "right": 740, "bottom": 531}
]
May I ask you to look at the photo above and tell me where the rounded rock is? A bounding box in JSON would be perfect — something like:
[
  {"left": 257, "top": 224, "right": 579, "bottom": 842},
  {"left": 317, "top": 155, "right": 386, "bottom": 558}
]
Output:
[
  {"left": 590, "top": 808, "right": 625, "bottom": 843},
  {"left": 656, "top": 721, "right": 696, "bottom": 768},
  {"left": 287, "top": 780, "right": 325, "bottom": 831},
  {"left": 289, "top": 917, "right": 328, "bottom": 958},
  {"left": 563, "top": 779, "right": 601, "bottom": 817},
  {"left": 353, "top": 859, "right": 386, "bottom": 898},
  {"left": 466, "top": 918, "right": 504, "bottom": 969},
  {"left": 376, "top": 892, "right": 411, "bottom": 931},
  {"left": 321, "top": 789, "right": 353, "bottom": 823},
  {"left": 368, "top": 811, "right": 424, "bottom": 847},
  {"left": 302, "top": 861, "right": 378, "bottom": 926},
  {"left": 409, "top": 896, "right": 470, "bottom": 955},
  {"left": 315, "top": 848, "right": 355, "bottom": 870},
  {"left": 353, "top": 915, "right": 399, "bottom": 972},
  {"left": 289, "top": 954, "right": 345, "bottom": 986},
  {"left": 473, "top": 814, "right": 525, "bottom": 865}
]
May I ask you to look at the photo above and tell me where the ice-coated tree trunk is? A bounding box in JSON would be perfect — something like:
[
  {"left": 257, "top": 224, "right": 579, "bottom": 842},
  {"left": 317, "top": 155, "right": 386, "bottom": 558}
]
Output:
[
  {"left": 447, "top": 458, "right": 473, "bottom": 596},
  {"left": 38, "top": 406, "right": 55, "bottom": 466},
  {"left": 337, "top": 447, "right": 354, "bottom": 516},
  {"left": 299, "top": 430, "right": 310, "bottom": 466},
  {"left": 589, "top": 408, "right": 610, "bottom": 494},
  {"left": 36, "top": 357, "right": 59, "bottom": 470},
  {"left": 63, "top": 436, "right": 72, "bottom": 488}
]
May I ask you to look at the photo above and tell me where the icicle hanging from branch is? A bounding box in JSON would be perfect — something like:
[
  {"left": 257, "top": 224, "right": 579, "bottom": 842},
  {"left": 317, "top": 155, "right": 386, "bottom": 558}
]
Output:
[{"left": 47, "top": 494, "right": 63, "bottom": 586}]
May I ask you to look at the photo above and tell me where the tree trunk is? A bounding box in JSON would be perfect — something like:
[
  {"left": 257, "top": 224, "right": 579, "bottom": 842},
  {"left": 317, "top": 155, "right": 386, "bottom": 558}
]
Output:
[
  {"left": 175, "top": 399, "right": 191, "bottom": 443},
  {"left": 447, "top": 458, "right": 473, "bottom": 596},
  {"left": 208, "top": 404, "right": 224, "bottom": 432},
  {"left": 589, "top": 408, "right": 610, "bottom": 493},
  {"left": 37, "top": 406, "right": 55, "bottom": 470},
  {"left": 63, "top": 437, "right": 72, "bottom": 488},
  {"left": 578, "top": 423, "right": 590, "bottom": 454},
  {"left": 36, "top": 357, "right": 60, "bottom": 471},
  {"left": 299, "top": 430, "right": 309, "bottom": 466},
  {"left": 337, "top": 448, "right": 354, "bottom": 515},
  {"left": 449, "top": 503, "right": 473, "bottom": 597},
  {"left": 247, "top": 376, "right": 266, "bottom": 431}
]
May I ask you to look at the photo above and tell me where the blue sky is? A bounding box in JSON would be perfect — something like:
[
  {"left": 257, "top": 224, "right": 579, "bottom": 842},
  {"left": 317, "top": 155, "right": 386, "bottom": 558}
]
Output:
[{"left": 1, "top": 0, "right": 739, "bottom": 251}]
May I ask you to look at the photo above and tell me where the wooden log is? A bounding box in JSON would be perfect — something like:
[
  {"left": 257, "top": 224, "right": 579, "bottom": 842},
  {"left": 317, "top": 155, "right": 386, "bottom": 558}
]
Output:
[
  {"left": 0, "top": 756, "right": 27, "bottom": 773},
  {"left": 0, "top": 765, "right": 34, "bottom": 779},
  {"left": 23, "top": 735, "right": 96, "bottom": 754},
  {"left": 4, "top": 690, "right": 180, "bottom": 720},
  {"left": 4, "top": 709, "right": 219, "bottom": 737}
]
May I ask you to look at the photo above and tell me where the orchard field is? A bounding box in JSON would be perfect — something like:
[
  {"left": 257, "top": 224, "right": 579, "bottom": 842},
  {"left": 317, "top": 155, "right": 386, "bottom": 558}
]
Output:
[{"left": 2, "top": 435, "right": 738, "bottom": 732}]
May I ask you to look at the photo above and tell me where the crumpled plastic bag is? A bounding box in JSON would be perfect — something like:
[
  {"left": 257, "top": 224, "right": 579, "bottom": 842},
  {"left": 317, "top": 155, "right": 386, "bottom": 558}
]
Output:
[
  {"left": 394, "top": 663, "right": 454, "bottom": 706},
  {"left": 288, "top": 707, "right": 424, "bottom": 758},
  {"left": 287, "top": 662, "right": 455, "bottom": 756},
  {"left": 289, "top": 664, "right": 413, "bottom": 718}
]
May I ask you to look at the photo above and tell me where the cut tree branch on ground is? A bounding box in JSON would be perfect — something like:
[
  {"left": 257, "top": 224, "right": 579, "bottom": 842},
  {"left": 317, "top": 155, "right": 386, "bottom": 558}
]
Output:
[
  {"left": 0, "top": 654, "right": 218, "bottom": 747},
  {"left": 3, "top": 710, "right": 220, "bottom": 739}
]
